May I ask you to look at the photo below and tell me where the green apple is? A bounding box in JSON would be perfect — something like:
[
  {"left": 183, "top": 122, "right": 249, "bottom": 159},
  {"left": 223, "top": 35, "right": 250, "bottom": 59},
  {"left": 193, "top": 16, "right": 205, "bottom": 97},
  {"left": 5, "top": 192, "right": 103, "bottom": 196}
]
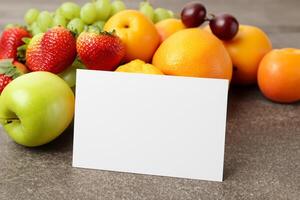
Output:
[{"left": 0, "top": 72, "right": 75, "bottom": 147}]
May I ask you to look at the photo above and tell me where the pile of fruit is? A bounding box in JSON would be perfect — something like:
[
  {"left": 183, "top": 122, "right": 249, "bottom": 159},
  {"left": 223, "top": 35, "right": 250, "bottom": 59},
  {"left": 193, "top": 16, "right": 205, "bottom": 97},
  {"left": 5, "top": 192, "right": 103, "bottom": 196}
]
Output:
[{"left": 0, "top": 1, "right": 299, "bottom": 147}]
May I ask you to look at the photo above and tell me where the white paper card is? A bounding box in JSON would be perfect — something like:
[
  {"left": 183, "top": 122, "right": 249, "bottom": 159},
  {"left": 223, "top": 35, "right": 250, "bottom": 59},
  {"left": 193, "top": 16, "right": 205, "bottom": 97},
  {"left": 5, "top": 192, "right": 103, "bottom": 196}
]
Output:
[{"left": 73, "top": 70, "right": 229, "bottom": 182}]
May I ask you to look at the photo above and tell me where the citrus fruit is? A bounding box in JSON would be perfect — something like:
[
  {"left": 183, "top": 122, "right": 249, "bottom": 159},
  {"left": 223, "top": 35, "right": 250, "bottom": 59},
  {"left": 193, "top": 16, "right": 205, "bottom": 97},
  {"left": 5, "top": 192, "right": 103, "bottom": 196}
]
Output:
[
  {"left": 205, "top": 25, "right": 272, "bottom": 85},
  {"left": 258, "top": 48, "right": 300, "bottom": 103},
  {"left": 116, "top": 59, "right": 163, "bottom": 75},
  {"left": 152, "top": 28, "right": 232, "bottom": 80},
  {"left": 104, "top": 10, "right": 160, "bottom": 63},
  {"left": 155, "top": 19, "right": 185, "bottom": 42}
]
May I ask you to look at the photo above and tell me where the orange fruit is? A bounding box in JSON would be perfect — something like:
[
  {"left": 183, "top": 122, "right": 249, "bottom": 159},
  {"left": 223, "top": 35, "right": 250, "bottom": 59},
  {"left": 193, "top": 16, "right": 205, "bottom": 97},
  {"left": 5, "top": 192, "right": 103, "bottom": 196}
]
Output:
[
  {"left": 116, "top": 59, "right": 163, "bottom": 75},
  {"left": 155, "top": 19, "right": 186, "bottom": 43},
  {"left": 152, "top": 28, "right": 232, "bottom": 80},
  {"left": 205, "top": 25, "right": 272, "bottom": 85},
  {"left": 258, "top": 48, "right": 300, "bottom": 103},
  {"left": 104, "top": 10, "right": 160, "bottom": 63}
]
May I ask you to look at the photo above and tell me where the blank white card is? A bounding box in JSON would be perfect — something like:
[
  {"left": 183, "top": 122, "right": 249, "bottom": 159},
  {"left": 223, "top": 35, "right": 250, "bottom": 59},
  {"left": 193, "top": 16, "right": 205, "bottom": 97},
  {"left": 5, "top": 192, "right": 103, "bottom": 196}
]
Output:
[{"left": 73, "top": 70, "right": 229, "bottom": 182}]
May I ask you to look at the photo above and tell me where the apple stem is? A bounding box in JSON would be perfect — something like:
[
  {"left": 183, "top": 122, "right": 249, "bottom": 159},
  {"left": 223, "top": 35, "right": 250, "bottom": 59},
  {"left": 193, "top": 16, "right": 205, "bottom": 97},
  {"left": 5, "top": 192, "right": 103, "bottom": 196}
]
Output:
[{"left": 0, "top": 118, "right": 19, "bottom": 124}]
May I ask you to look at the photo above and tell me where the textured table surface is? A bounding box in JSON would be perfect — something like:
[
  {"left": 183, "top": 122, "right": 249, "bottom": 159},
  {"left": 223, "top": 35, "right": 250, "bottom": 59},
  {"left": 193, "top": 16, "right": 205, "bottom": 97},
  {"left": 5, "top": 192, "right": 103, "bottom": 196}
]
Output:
[{"left": 0, "top": 0, "right": 300, "bottom": 199}]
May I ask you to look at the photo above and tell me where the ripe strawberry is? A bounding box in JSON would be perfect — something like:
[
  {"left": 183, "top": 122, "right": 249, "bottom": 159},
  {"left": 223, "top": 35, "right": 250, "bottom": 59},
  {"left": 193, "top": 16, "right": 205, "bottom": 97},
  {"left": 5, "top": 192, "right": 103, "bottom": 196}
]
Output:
[
  {"left": 0, "top": 27, "right": 31, "bottom": 60},
  {"left": 26, "top": 26, "right": 77, "bottom": 74},
  {"left": 0, "top": 59, "right": 28, "bottom": 93},
  {"left": 77, "top": 31, "right": 125, "bottom": 71}
]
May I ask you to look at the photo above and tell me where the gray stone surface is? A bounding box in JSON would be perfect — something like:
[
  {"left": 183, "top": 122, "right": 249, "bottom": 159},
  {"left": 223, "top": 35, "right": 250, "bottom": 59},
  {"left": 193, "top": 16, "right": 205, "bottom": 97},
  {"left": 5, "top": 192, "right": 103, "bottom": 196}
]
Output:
[{"left": 0, "top": 0, "right": 300, "bottom": 199}]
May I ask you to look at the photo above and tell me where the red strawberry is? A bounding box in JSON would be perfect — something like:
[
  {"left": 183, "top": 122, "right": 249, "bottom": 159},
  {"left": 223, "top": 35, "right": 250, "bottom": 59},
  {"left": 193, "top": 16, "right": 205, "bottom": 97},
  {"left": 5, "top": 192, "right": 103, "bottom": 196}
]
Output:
[
  {"left": 77, "top": 31, "right": 125, "bottom": 71},
  {"left": 0, "top": 27, "right": 31, "bottom": 60},
  {"left": 0, "top": 59, "right": 28, "bottom": 93},
  {"left": 26, "top": 26, "right": 77, "bottom": 74},
  {"left": 0, "top": 74, "right": 12, "bottom": 93}
]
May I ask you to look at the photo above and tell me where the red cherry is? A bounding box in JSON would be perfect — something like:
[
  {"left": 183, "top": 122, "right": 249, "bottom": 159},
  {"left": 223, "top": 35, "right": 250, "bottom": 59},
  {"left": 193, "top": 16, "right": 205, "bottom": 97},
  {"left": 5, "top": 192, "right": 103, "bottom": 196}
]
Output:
[
  {"left": 209, "top": 14, "right": 239, "bottom": 41},
  {"left": 181, "top": 2, "right": 207, "bottom": 28}
]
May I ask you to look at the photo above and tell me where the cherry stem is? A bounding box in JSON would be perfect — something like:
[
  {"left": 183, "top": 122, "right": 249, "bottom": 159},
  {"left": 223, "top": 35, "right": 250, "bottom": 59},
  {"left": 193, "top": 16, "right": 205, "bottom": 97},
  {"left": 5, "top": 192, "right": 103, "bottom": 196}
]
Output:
[{"left": 205, "top": 13, "right": 216, "bottom": 22}]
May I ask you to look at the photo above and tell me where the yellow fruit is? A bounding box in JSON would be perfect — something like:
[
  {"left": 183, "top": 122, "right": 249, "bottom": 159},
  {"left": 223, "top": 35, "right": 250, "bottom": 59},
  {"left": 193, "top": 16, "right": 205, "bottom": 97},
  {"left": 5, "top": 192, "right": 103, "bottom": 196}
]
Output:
[
  {"left": 116, "top": 59, "right": 163, "bottom": 75},
  {"left": 104, "top": 10, "right": 160, "bottom": 63},
  {"left": 155, "top": 19, "right": 186, "bottom": 43},
  {"left": 152, "top": 28, "right": 232, "bottom": 80}
]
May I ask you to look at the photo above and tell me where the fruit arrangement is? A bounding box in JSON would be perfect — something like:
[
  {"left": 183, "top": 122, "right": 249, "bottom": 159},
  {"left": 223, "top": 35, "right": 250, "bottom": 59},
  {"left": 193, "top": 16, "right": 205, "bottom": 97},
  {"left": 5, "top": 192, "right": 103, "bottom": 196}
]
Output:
[{"left": 0, "top": 1, "right": 299, "bottom": 147}]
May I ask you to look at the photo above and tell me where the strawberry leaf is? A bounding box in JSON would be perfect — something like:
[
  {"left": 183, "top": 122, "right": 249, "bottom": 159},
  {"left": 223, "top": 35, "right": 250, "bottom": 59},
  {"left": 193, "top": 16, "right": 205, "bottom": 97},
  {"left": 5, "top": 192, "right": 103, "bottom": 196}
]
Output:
[
  {"left": 22, "top": 37, "right": 31, "bottom": 45},
  {"left": 12, "top": 71, "right": 21, "bottom": 79},
  {"left": 0, "top": 59, "right": 21, "bottom": 79},
  {"left": 0, "top": 63, "right": 11, "bottom": 74},
  {"left": 0, "top": 67, "right": 7, "bottom": 74},
  {"left": 101, "top": 30, "right": 116, "bottom": 36},
  {"left": 17, "top": 37, "right": 31, "bottom": 63},
  {"left": 5, "top": 68, "right": 17, "bottom": 77},
  {"left": 71, "top": 30, "right": 78, "bottom": 38},
  {"left": 73, "top": 57, "right": 86, "bottom": 69},
  {"left": 17, "top": 45, "right": 27, "bottom": 63},
  {"left": 0, "top": 59, "right": 14, "bottom": 68},
  {"left": 68, "top": 28, "right": 79, "bottom": 38}
]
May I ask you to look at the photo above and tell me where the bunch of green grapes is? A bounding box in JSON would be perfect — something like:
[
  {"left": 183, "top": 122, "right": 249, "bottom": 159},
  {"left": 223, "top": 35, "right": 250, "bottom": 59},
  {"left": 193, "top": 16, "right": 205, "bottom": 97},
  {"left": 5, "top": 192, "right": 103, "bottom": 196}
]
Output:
[
  {"left": 139, "top": 1, "right": 175, "bottom": 23},
  {"left": 24, "top": 0, "right": 127, "bottom": 36}
]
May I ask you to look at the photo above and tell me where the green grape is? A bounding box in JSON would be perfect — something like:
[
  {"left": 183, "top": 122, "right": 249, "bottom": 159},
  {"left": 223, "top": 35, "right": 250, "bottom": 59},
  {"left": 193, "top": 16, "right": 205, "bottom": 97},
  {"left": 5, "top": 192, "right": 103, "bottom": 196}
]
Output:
[
  {"left": 53, "top": 14, "right": 67, "bottom": 27},
  {"left": 87, "top": 20, "right": 105, "bottom": 34},
  {"left": 24, "top": 8, "right": 40, "bottom": 25},
  {"left": 95, "top": 0, "right": 112, "bottom": 21},
  {"left": 110, "top": 0, "right": 126, "bottom": 16},
  {"left": 92, "top": 21, "right": 105, "bottom": 30},
  {"left": 80, "top": 2, "right": 97, "bottom": 25},
  {"left": 37, "top": 11, "right": 53, "bottom": 32},
  {"left": 168, "top": 10, "right": 175, "bottom": 18},
  {"left": 60, "top": 2, "right": 81, "bottom": 20},
  {"left": 87, "top": 25, "right": 101, "bottom": 34},
  {"left": 30, "top": 22, "right": 42, "bottom": 35},
  {"left": 55, "top": 7, "right": 63, "bottom": 16},
  {"left": 154, "top": 8, "right": 172, "bottom": 23},
  {"left": 67, "top": 18, "right": 85, "bottom": 34},
  {"left": 139, "top": 2, "right": 154, "bottom": 21}
]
